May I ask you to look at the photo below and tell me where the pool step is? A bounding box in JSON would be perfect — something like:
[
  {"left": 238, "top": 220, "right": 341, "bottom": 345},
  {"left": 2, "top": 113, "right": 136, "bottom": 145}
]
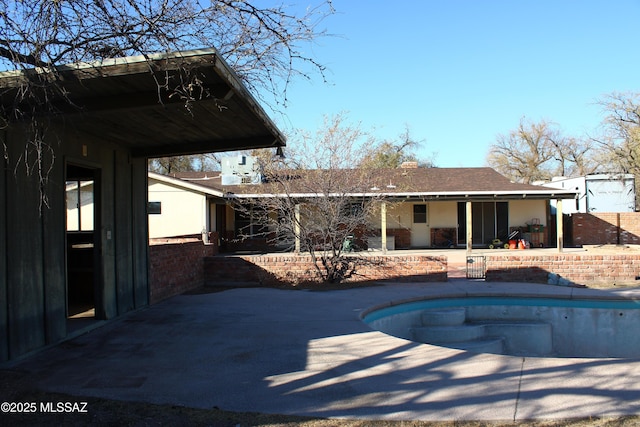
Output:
[
  {"left": 420, "top": 308, "right": 466, "bottom": 326},
  {"left": 412, "top": 308, "right": 553, "bottom": 356},
  {"left": 481, "top": 322, "right": 553, "bottom": 356},
  {"left": 410, "top": 324, "right": 485, "bottom": 343},
  {"left": 437, "top": 337, "right": 505, "bottom": 355}
]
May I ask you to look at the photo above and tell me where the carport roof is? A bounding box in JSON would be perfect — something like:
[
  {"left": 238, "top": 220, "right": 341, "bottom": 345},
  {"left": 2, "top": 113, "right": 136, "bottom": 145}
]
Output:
[{"left": 0, "top": 49, "right": 285, "bottom": 157}]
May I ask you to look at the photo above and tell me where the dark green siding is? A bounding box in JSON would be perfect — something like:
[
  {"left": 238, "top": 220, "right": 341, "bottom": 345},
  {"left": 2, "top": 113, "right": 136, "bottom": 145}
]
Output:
[
  {"left": 6, "top": 129, "right": 45, "bottom": 358},
  {"left": 115, "top": 151, "right": 134, "bottom": 314},
  {"left": 132, "top": 158, "right": 149, "bottom": 307},
  {"left": 43, "top": 153, "right": 67, "bottom": 345},
  {"left": 1, "top": 130, "right": 150, "bottom": 362},
  {"left": 0, "top": 131, "right": 7, "bottom": 361}
]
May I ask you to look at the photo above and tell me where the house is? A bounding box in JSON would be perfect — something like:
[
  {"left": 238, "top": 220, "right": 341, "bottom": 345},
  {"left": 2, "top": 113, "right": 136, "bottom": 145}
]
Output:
[
  {"left": 541, "top": 174, "right": 636, "bottom": 214},
  {"left": 1, "top": 49, "right": 285, "bottom": 362},
  {"left": 150, "top": 159, "right": 578, "bottom": 251}
]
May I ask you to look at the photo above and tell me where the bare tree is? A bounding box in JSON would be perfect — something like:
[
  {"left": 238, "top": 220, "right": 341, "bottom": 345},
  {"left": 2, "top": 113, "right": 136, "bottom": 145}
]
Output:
[
  {"left": 233, "top": 114, "right": 391, "bottom": 284},
  {"left": 594, "top": 92, "right": 640, "bottom": 174},
  {"left": 486, "top": 117, "right": 594, "bottom": 183},
  {"left": 0, "top": 1, "right": 333, "bottom": 107},
  {"left": 593, "top": 91, "right": 640, "bottom": 205},
  {"left": 149, "top": 153, "right": 221, "bottom": 174},
  {"left": 0, "top": 0, "right": 334, "bottom": 199},
  {"left": 359, "top": 124, "right": 436, "bottom": 169}
]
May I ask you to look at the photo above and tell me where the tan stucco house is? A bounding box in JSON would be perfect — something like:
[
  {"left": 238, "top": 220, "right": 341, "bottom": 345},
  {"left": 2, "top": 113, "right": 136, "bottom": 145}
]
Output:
[{"left": 149, "top": 162, "right": 577, "bottom": 251}]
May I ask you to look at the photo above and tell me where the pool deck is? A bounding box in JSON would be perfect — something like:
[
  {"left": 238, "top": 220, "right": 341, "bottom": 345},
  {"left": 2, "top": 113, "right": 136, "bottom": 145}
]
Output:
[{"left": 6, "top": 280, "right": 640, "bottom": 422}]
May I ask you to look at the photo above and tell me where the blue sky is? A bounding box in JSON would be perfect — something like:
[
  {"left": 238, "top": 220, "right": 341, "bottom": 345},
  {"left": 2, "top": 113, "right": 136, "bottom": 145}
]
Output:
[{"left": 273, "top": 1, "right": 640, "bottom": 167}]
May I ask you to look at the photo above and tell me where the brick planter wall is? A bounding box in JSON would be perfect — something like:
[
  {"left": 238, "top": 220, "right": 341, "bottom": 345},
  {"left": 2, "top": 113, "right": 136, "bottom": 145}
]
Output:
[
  {"left": 204, "top": 254, "right": 447, "bottom": 286},
  {"left": 485, "top": 254, "right": 640, "bottom": 285},
  {"left": 149, "top": 236, "right": 218, "bottom": 303},
  {"left": 573, "top": 213, "right": 640, "bottom": 246}
]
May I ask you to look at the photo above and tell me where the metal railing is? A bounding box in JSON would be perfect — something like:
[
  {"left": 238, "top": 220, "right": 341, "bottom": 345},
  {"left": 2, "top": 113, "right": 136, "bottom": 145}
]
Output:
[{"left": 466, "top": 256, "right": 486, "bottom": 279}]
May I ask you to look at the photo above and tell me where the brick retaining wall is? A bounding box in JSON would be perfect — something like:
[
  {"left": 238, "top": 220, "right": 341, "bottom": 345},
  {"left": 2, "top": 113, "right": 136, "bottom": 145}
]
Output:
[
  {"left": 485, "top": 253, "right": 640, "bottom": 285},
  {"left": 204, "top": 254, "right": 447, "bottom": 286},
  {"left": 149, "top": 236, "right": 218, "bottom": 303},
  {"left": 573, "top": 212, "right": 640, "bottom": 246}
]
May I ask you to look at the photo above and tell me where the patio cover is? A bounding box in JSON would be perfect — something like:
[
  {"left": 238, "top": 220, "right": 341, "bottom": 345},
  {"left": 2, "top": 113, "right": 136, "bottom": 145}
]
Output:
[{"left": 0, "top": 48, "right": 286, "bottom": 157}]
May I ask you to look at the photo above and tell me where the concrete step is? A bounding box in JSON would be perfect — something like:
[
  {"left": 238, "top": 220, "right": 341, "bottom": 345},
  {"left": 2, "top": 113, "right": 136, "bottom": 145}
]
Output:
[
  {"left": 420, "top": 308, "right": 466, "bottom": 326},
  {"left": 448, "top": 263, "right": 467, "bottom": 279},
  {"left": 481, "top": 322, "right": 553, "bottom": 356},
  {"left": 436, "top": 337, "right": 505, "bottom": 355},
  {"left": 410, "top": 324, "right": 485, "bottom": 343}
]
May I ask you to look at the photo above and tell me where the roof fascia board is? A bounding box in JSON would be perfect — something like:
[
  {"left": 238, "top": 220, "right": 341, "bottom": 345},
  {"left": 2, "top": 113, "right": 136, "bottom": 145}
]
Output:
[
  {"left": 133, "top": 135, "right": 280, "bottom": 158},
  {"left": 225, "top": 189, "right": 579, "bottom": 200},
  {"left": 149, "top": 172, "right": 225, "bottom": 198}
]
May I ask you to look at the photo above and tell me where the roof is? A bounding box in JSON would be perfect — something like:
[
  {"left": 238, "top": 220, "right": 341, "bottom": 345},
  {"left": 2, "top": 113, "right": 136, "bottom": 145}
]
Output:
[
  {"left": 161, "top": 167, "right": 578, "bottom": 201},
  {"left": 149, "top": 171, "right": 225, "bottom": 198},
  {"left": 0, "top": 49, "right": 285, "bottom": 157}
]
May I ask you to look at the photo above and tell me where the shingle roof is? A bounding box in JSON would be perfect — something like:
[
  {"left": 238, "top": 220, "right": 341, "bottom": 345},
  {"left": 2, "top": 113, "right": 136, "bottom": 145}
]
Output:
[{"left": 165, "top": 167, "right": 577, "bottom": 200}]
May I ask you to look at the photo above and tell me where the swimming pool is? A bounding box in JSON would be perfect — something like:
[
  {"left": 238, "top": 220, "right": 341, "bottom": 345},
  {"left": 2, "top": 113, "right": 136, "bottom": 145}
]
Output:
[{"left": 363, "top": 296, "right": 640, "bottom": 358}]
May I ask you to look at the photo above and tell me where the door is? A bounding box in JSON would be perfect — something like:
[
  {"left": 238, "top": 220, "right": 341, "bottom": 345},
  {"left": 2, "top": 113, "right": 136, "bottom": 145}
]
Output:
[
  {"left": 411, "top": 204, "right": 429, "bottom": 247},
  {"left": 457, "top": 202, "right": 509, "bottom": 246},
  {"left": 65, "top": 164, "right": 101, "bottom": 329}
]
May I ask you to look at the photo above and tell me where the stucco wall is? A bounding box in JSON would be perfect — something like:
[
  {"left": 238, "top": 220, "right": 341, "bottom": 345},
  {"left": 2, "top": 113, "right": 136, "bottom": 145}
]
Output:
[
  {"left": 148, "top": 180, "right": 208, "bottom": 238},
  {"left": 509, "top": 200, "right": 547, "bottom": 228},
  {"left": 428, "top": 201, "right": 457, "bottom": 227}
]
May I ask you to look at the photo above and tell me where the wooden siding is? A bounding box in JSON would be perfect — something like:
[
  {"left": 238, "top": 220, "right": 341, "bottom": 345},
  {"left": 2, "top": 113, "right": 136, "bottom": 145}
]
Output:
[
  {"left": 132, "top": 158, "right": 149, "bottom": 307},
  {"left": 6, "top": 127, "right": 45, "bottom": 358},
  {"left": 115, "top": 150, "right": 135, "bottom": 315},
  {"left": 1, "top": 128, "right": 151, "bottom": 362},
  {"left": 0, "top": 130, "right": 7, "bottom": 361},
  {"left": 43, "top": 149, "right": 67, "bottom": 345}
]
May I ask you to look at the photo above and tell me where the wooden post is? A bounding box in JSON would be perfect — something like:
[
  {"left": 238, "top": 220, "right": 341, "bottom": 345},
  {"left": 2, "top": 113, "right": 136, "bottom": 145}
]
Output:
[
  {"left": 294, "top": 203, "right": 301, "bottom": 254},
  {"left": 381, "top": 201, "right": 387, "bottom": 254},
  {"left": 556, "top": 199, "right": 563, "bottom": 253},
  {"left": 466, "top": 201, "right": 473, "bottom": 253}
]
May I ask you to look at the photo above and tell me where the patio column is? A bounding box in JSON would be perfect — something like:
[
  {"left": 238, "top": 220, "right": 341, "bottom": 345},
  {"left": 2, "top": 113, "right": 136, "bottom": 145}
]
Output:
[
  {"left": 381, "top": 201, "right": 387, "bottom": 254},
  {"left": 466, "top": 201, "right": 473, "bottom": 253},
  {"left": 556, "top": 199, "right": 563, "bottom": 253},
  {"left": 294, "top": 203, "right": 301, "bottom": 253}
]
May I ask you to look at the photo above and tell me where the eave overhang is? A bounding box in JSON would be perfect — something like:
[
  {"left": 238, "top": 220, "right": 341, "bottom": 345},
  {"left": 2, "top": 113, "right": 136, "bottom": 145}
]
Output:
[{"left": 0, "top": 48, "right": 286, "bottom": 157}]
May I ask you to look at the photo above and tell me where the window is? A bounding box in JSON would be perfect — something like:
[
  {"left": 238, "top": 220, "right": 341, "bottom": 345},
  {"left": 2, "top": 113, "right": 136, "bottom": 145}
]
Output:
[
  {"left": 413, "top": 204, "right": 427, "bottom": 224},
  {"left": 235, "top": 207, "right": 268, "bottom": 238},
  {"left": 66, "top": 180, "right": 94, "bottom": 231},
  {"left": 148, "top": 202, "right": 162, "bottom": 215}
]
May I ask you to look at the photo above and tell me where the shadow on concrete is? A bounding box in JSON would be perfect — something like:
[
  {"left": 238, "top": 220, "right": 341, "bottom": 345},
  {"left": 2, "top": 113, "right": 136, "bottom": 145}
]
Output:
[{"left": 5, "top": 283, "right": 640, "bottom": 421}]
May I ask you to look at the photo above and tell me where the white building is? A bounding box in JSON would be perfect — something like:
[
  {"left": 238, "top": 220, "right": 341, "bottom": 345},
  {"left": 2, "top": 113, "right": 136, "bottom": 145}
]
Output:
[{"left": 542, "top": 174, "right": 636, "bottom": 214}]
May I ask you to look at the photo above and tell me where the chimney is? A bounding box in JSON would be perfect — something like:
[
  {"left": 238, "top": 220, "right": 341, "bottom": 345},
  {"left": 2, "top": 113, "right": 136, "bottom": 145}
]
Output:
[{"left": 400, "top": 161, "right": 418, "bottom": 169}]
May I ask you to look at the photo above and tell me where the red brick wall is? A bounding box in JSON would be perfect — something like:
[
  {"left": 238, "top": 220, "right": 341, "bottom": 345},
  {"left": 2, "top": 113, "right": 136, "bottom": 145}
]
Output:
[
  {"left": 204, "top": 254, "right": 447, "bottom": 286},
  {"left": 485, "top": 254, "right": 640, "bottom": 285},
  {"left": 572, "top": 213, "right": 640, "bottom": 246},
  {"left": 149, "top": 236, "right": 218, "bottom": 303},
  {"left": 387, "top": 228, "right": 411, "bottom": 249}
]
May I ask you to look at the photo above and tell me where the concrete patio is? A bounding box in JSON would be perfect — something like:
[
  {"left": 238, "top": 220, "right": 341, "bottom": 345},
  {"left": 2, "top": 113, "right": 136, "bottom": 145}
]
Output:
[{"left": 4, "top": 280, "right": 640, "bottom": 422}]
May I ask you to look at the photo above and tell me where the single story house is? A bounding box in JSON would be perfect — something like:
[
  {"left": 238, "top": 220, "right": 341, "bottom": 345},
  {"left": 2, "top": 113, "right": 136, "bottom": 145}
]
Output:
[
  {"left": 1, "top": 49, "right": 285, "bottom": 362},
  {"left": 150, "top": 159, "right": 578, "bottom": 251}
]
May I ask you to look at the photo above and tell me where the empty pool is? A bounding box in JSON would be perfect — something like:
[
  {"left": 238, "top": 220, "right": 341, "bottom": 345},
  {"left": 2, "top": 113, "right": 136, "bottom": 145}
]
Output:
[{"left": 363, "top": 296, "right": 640, "bottom": 358}]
